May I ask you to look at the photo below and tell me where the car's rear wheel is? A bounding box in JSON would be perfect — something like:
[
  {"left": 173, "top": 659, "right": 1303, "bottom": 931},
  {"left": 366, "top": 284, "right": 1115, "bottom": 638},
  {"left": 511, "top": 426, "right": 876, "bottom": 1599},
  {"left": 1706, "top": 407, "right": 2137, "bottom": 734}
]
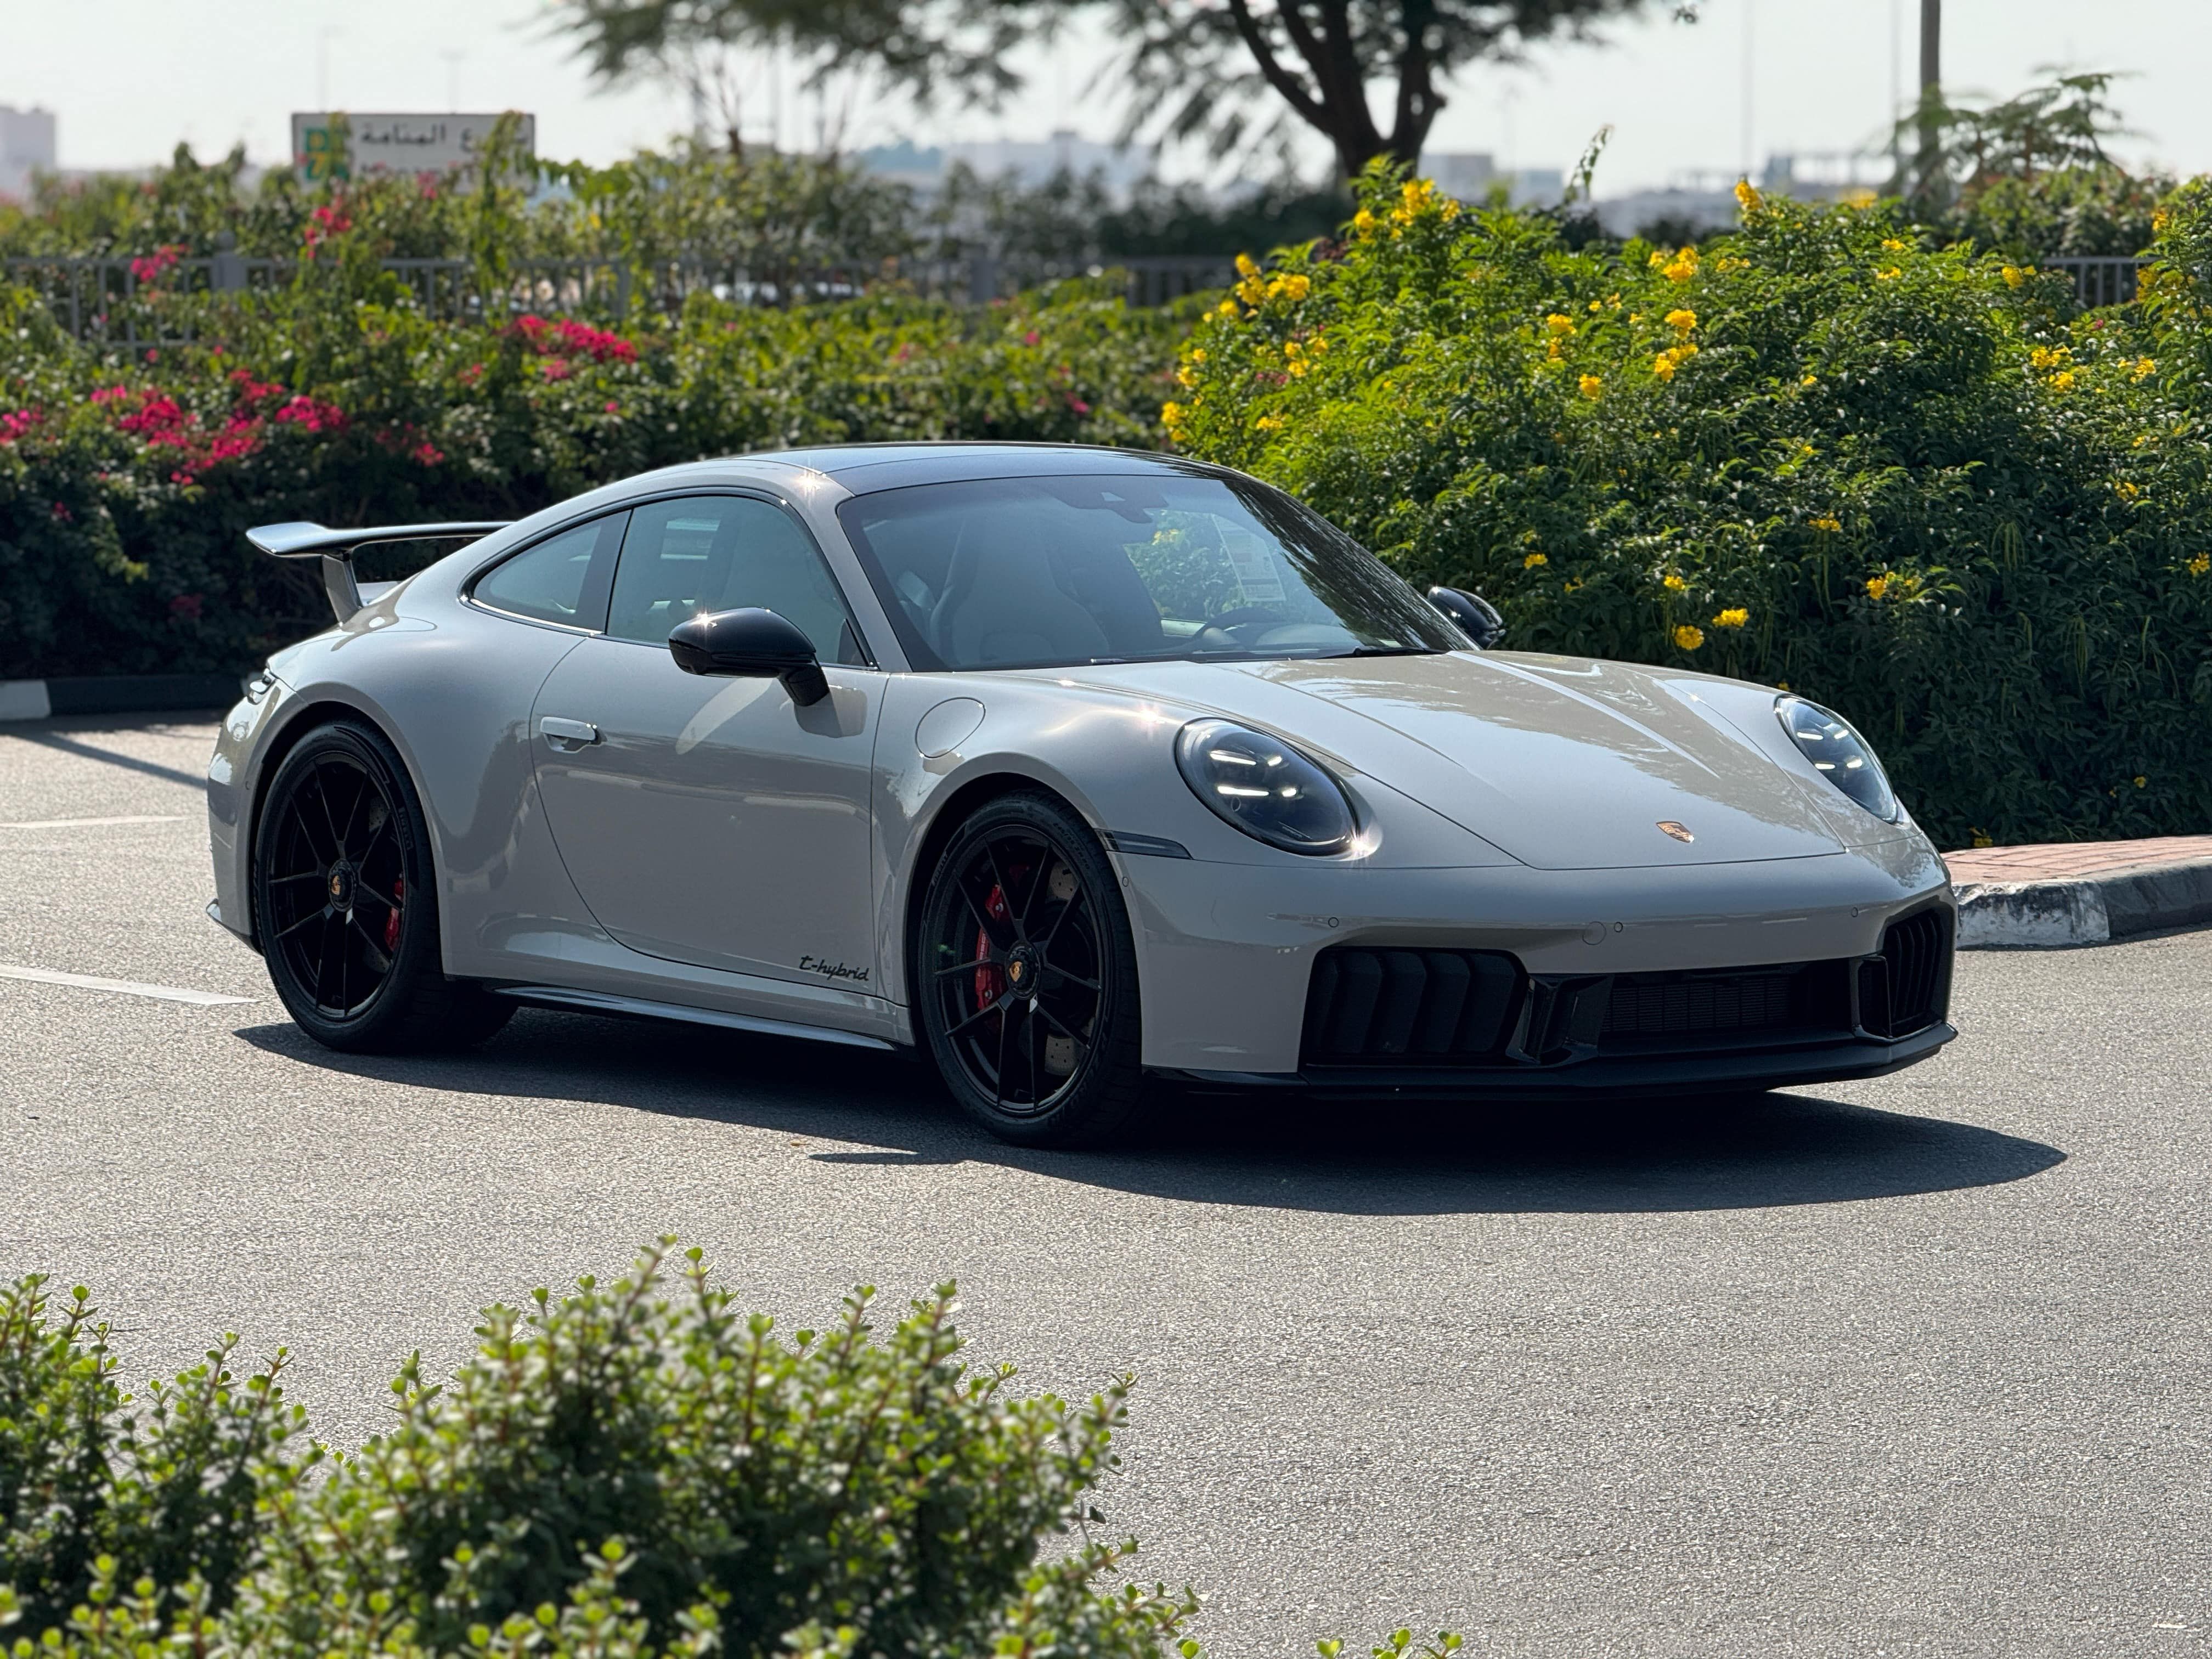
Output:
[
  {"left": 916, "top": 793, "right": 1146, "bottom": 1146},
  {"left": 253, "top": 720, "right": 513, "bottom": 1053}
]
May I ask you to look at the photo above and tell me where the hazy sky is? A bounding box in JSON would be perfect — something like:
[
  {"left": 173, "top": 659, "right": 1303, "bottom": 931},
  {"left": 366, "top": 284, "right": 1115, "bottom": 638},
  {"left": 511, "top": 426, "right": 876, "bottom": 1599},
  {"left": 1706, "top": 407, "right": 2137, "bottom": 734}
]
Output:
[{"left": 3, "top": 0, "right": 2208, "bottom": 194}]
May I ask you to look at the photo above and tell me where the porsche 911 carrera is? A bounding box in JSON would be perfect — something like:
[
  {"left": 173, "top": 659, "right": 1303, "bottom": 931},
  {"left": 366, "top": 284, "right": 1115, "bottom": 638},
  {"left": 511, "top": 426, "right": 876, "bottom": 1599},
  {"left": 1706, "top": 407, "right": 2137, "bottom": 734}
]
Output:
[{"left": 207, "top": 443, "right": 1955, "bottom": 1144}]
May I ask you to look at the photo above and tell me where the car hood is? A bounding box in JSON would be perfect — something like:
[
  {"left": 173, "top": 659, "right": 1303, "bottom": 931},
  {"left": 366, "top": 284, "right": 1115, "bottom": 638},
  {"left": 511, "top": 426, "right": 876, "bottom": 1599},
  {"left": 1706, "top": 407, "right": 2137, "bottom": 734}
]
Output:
[{"left": 1056, "top": 651, "right": 1854, "bottom": 870}]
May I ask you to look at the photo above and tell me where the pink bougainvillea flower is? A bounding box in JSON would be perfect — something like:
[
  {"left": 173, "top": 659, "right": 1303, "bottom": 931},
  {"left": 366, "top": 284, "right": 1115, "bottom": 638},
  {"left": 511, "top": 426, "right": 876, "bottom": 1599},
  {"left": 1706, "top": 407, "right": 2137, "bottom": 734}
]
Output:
[
  {"left": 413, "top": 441, "right": 444, "bottom": 465},
  {"left": 273, "top": 394, "right": 346, "bottom": 433}
]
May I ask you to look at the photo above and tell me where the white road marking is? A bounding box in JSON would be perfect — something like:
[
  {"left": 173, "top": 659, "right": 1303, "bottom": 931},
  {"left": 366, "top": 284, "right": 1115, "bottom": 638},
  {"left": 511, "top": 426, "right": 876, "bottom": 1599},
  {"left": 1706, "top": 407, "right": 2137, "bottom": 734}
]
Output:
[
  {"left": 0, "top": 963, "right": 251, "bottom": 1006},
  {"left": 1, "top": 815, "right": 189, "bottom": 830}
]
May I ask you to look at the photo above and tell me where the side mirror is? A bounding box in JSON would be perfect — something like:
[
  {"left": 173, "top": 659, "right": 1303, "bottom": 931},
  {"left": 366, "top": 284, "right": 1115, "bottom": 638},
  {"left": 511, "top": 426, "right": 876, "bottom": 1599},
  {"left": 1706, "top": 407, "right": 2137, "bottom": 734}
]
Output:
[
  {"left": 667, "top": 607, "right": 830, "bottom": 706},
  {"left": 1428, "top": 585, "right": 1505, "bottom": 650}
]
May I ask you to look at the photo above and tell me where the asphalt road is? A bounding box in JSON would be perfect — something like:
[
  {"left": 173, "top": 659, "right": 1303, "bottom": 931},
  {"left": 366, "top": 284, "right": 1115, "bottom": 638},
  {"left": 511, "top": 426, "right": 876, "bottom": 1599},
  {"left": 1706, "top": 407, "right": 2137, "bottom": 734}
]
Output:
[{"left": 2, "top": 714, "right": 2207, "bottom": 1658}]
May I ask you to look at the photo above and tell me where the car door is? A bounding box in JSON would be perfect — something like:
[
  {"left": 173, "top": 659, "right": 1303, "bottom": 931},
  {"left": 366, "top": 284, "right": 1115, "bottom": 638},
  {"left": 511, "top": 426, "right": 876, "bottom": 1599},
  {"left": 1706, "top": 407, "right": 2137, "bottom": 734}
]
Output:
[{"left": 529, "top": 491, "right": 886, "bottom": 992}]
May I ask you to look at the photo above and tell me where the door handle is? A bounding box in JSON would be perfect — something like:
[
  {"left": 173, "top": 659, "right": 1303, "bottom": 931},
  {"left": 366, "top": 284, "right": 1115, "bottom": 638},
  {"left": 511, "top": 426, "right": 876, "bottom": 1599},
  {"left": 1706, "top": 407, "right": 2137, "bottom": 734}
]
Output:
[{"left": 540, "top": 716, "right": 601, "bottom": 751}]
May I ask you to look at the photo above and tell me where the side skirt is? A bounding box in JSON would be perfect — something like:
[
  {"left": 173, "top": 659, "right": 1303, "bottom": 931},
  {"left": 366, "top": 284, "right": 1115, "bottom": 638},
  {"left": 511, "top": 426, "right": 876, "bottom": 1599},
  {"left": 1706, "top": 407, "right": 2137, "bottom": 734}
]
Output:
[{"left": 489, "top": 983, "right": 900, "bottom": 1052}]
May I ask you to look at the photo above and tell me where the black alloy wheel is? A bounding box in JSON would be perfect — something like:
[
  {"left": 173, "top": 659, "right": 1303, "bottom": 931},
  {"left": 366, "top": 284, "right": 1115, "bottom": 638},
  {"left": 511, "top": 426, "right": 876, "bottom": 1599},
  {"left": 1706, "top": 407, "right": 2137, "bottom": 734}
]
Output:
[
  {"left": 917, "top": 793, "right": 1147, "bottom": 1146},
  {"left": 253, "top": 721, "right": 512, "bottom": 1053}
]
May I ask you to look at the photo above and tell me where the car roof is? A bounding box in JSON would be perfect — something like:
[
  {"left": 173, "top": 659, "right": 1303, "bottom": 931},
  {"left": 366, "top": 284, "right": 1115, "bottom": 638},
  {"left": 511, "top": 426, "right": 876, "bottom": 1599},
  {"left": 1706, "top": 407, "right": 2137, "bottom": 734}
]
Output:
[{"left": 729, "top": 442, "right": 1214, "bottom": 497}]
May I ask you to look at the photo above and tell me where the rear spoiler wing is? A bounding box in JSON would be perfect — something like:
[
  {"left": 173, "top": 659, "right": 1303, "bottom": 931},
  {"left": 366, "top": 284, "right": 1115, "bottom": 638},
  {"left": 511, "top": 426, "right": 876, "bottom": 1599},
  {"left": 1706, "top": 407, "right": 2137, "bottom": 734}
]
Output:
[{"left": 246, "top": 520, "right": 512, "bottom": 623}]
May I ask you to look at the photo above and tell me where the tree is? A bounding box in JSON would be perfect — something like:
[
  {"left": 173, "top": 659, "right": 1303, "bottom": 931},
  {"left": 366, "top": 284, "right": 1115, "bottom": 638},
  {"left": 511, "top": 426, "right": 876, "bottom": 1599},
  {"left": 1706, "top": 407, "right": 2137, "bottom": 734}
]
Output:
[{"left": 551, "top": 0, "right": 1696, "bottom": 179}]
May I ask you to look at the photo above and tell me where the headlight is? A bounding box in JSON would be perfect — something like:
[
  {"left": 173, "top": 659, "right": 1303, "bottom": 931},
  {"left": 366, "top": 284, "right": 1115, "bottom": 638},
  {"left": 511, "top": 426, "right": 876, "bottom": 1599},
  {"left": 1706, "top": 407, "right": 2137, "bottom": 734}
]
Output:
[
  {"left": 1175, "top": 719, "right": 1357, "bottom": 854},
  {"left": 1775, "top": 696, "right": 1900, "bottom": 821}
]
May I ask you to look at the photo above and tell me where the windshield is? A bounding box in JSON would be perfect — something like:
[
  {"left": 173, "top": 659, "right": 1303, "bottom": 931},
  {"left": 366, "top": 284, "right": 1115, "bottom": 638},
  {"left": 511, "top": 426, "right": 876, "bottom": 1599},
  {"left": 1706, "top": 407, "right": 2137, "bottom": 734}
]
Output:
[{"left": 835, "top": 471, "right": 1460, "bottom": 672}]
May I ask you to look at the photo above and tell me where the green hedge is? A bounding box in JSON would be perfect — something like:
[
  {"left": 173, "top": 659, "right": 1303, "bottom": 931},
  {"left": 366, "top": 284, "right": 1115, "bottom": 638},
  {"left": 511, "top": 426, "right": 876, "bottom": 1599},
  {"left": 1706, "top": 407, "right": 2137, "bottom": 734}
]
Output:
[
  {"left": 1166, "top": 170, "right": 2212, "bottom": 848},
  {"left": 2, "top": 1242, "right": 1289, "bottom": 1659},
  {"left": 0, "top": 279, "right": 1183, "bottom": 680}
]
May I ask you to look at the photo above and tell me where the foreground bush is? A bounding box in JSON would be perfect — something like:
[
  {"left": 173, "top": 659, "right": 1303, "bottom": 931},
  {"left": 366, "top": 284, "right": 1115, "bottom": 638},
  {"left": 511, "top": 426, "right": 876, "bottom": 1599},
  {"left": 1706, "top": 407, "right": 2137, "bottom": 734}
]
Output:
[
  {"left": 1167, "top": 167, "right": 2212, "bottom": 847},
  {"left": 0, "top": 1242, "right": 1206, "bottom": 1659},
  {"left": 0, "top": 279, "right": 1182, "bottom": 679}
]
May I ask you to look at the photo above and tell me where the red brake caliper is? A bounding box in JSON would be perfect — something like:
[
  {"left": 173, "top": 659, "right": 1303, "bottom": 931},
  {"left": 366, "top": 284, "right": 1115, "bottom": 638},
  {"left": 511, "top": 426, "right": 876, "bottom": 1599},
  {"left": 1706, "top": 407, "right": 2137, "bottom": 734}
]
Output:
[
  {"left": 972, "top": 882, "right": 1009, "bottom": 1011},
  {"left": 384, "top": 876, "right": 404, "bottom": 952}
]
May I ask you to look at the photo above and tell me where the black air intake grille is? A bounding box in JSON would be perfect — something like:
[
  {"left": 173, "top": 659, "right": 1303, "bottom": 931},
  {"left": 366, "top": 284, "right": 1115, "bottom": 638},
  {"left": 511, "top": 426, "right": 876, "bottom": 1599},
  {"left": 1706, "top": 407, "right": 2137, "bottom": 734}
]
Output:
[
  {"left": 1600, "top": 965, "right": 1807, "bottom": 1041},
  {"left": 1861, "top": 907, "right": 1953, "bottom": 1038},
  {"left": 1302, "top": 947, "right": 1522, "bottom": 1066}
]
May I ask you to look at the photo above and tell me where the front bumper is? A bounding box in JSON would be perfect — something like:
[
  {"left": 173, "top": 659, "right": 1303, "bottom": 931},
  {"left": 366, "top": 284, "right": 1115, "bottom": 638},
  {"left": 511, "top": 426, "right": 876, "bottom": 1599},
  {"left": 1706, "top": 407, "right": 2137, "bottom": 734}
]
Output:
[{"left": 1114, "top": 836, "right": 1954, "bottom": 1075}]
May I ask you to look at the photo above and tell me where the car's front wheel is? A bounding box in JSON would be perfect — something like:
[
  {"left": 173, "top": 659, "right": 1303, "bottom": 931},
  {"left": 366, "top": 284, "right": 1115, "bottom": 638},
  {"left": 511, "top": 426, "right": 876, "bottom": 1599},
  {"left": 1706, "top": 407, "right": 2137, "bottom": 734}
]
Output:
[
  {"left": 916, "top": 792, "right": 1147, "bottom": 1146},
  {"left": 253, "top": 720, "right": 513, "bottom": 1053}
]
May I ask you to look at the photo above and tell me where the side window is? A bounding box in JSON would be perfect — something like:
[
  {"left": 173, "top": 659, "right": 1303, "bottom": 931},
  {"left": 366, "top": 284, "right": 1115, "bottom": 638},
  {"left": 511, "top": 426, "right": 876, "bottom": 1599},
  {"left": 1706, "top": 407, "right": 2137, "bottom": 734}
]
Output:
[
  {"left": 607, "top": 495, "right": 867, "bottom": 664},
  {"left": 472, "top": 513, "right": 625, "bottom": 630}
]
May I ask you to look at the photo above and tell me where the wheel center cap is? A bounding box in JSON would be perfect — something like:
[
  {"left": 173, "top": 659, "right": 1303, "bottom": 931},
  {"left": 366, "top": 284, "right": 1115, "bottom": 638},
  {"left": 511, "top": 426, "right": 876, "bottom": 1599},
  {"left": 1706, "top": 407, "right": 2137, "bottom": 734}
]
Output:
[
  {"left": 327, "top": 862, "right": 356, "bottom": 909},
  {"left": 1007, "top": 946, "right": 1036, "bottom": 988}
]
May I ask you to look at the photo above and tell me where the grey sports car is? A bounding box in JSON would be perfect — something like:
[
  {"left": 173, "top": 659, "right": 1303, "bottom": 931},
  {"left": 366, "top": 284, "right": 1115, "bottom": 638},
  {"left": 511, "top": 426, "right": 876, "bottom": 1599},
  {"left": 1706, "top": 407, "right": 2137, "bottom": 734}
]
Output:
[{"left": 207, "top": 442, "right": 1955, "bottom": 1145}]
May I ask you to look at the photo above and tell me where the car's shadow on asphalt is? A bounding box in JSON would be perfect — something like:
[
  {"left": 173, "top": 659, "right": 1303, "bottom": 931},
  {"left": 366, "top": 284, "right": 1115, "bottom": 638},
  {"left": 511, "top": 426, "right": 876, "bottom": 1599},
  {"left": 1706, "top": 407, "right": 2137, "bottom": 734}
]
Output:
[{"left": 235, "top": 1008, "right": 2064, "bottom": 1217}]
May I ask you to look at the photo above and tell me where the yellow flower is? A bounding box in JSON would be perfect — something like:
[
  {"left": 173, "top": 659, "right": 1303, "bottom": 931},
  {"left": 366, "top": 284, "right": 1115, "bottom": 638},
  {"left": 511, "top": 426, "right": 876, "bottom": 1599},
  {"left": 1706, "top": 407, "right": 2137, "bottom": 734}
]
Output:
[
  {"left": 1734, "top": 179, "right": 1762, "bottom": 213},
  {"left": 2189, "top": 554, "right": 2209, "bottom": 576},
  {"left": 1545, "top": 313, "right": 1577, "bottom": 336},
  {"left": 1810, "top": 516, "right": 1842, "bottom": 533},
  {"left": 1353, "top": 208, "right": 1378, "bottom": 238},
  {"left": 2001, "top": 265, "right": 2027, "bottom": 289},
  {"left": 1882, "top": 238, "right": 1909, "bottom": 252},
  {"left": 1663, "top": 247, "right": 1699, "bottom": 283},
  {"left": 1971, "top": 830, "right": 1994, "bottom": 848},
  {"left": 1547, "top": 338, "right": 1564, "bottom": 362},
  {"left": 1523, "top": 552, "right": 1549, "bottom": 569},
  {"left": 1673, "top": 624, "right": 1705, "bottom": 651},
  {"left": 1310, "top": 335, "right": 1328, "bottom": 354},
  {"left": 1189, "top": 347, "right": 1206, "bottom": 364},
  {"left": 1255, "top": 414, "right": 1284, "bottom": 432},
  {"left": 1875, "top": 267, "right": 1903, "bottom": 281},
  {"left": 2154, "top": 207, "right": 2173, "bottom": 236},
  {"left": 1652, "top": 352, "right": 1677, "bottom": 381},
  {"left": 1711, "top": 607, "right": 1749, "bottom": 629},
  {"left": 2051, "top": 370, "right": 2077, "bottom": 392},
  {"left": 1802, "top": 374, "right": 1819, "bottom": 386},
  {"left": 1160, "top": 400, "right": 1185, "bottom": 425},
  {"left": 2115, "top": 481, "right": 2143, "bottom": 502},
  {"left": 1235, "top": 253, "right": 1260, "bottom": 279},
  {"left": 1579, "top": 374, "right": 1603, "bottom": 399},
  {"left": 2130, "top": 356, "right": 2157, "bottom": 381},
  {"left": 1665, "top": 308, "right": 1697, "bottom": 334},
  {"left": 1662, "top": 573, "right": 1688, "bottom": 591},
  {"left": 2135, "top": 776, "right": 2148, "bottom": 788},
  {"left": 1175, "top": 365, "right": 1199, "bottom": 390},
  {"left": 2030, "top": 344, "right": 2073, "bottom": 371},
  {"left": 1865, "top": 574, "right": 1889, "bottom": 600},
  {"left": 1215, "top": 298, "right": 1239, "bottom": 318},
  {"left": 1588, "top": 298, "right": 1604, "bottom": 312}
]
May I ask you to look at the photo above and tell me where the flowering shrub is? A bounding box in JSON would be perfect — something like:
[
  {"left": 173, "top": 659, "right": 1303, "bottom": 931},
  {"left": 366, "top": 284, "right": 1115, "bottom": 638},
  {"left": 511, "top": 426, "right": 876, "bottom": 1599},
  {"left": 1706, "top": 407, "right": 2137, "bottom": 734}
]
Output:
[
  {"left": 0, "top": 276, "right": 1183, "bottom": 681},
  {"left": 1166, "top": 166, "right": 2212, "bottom": 846}
]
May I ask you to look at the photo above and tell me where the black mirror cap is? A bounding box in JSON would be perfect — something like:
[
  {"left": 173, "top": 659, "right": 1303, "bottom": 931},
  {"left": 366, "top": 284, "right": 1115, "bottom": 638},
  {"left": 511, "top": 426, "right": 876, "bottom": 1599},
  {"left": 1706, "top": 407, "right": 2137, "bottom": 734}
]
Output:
[
  {"left": 667, "top": 607, "right": 830, "bottom": 705},
  {"left": 1428, "top": 586, "right": 1505, "bottom": 650}
]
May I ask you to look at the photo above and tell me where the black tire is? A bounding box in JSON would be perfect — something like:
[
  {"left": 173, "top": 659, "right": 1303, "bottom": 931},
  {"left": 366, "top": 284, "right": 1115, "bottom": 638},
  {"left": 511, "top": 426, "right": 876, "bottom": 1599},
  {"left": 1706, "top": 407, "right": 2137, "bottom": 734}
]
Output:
[
  {"left": 253, "top": 720, "right": 514, "bottom": 1054},
  {"left": 916, "top": 792, "right": 1147, "bottom": 1147}
]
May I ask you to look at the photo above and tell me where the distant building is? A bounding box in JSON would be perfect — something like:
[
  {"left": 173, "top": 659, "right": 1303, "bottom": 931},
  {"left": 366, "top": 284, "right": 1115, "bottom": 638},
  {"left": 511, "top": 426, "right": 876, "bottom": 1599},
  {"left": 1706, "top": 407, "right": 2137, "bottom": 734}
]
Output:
[
  {"left": 0, "top": 105, "right": 58, "bottom": 202},
  {"left": 1421, "top": 151, "right": 1564, "bottom": 208},
  {"left": 1592, "top": 152, "right": 1889, "bottom": 241},
  {"left": 858, "top": 129, "right": 1155, "bottom": 201}
]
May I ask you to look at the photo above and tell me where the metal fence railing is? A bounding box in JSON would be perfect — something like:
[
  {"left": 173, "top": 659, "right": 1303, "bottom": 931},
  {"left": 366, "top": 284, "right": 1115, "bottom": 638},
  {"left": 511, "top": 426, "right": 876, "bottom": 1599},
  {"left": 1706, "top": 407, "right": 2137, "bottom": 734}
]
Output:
[
  {"left": 2, "top": 249, "right": 1243, "bottom": 346},
  {"left": 2043, "top": 256, "right": 2148, "bottom": 308}
]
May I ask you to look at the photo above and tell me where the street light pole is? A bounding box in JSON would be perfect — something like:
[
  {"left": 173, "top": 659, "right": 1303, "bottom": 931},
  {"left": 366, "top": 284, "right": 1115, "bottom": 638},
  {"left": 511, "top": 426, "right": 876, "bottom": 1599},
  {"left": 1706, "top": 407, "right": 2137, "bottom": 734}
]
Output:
[{"left": 1915, "top": 0, "right": 1942, "bottom": 199}]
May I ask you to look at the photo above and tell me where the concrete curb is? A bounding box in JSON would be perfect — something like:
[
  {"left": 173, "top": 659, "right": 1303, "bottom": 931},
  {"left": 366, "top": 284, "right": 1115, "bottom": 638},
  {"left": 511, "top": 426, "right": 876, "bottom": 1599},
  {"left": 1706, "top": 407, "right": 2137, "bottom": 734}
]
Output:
[
  {"left": 0, "top": 674, "right": 246, "bottom": 721},
  {"left": 1953, "top": 859, "right": 2212, "bottom": 949}
]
